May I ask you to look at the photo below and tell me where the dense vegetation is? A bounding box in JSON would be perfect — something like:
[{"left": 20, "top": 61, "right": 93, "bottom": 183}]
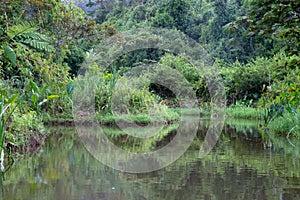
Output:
[{"left": 0, "top": 0, "right": 299, "bottom": 169}]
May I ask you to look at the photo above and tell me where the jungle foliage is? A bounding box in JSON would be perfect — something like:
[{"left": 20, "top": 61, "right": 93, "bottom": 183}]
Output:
[
  {"left": 0, "top": 0, "right": 115, "bottom": 163},
  {"left": 85, "top": 0, "right": 299, "bottom": 129},
  {"left": 0, "top": 0, "right": 299, "bottom": 165}
]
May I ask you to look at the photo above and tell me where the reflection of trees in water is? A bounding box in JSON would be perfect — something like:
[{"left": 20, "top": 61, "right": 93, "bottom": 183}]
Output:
[
  {"left": 173, "top": 162, "right": 286, "bottom": 200},
  {"left": 1, "top": 127, "right": 299, "bottom": 199},
  {"left": 117, "top": 150, "right": 290, "bottom": 200},
  {"left": 223, "top": 124, "right": 262, "bottom": 142},
  {"left": 0, "top": 173, "right": 3, "bottom": 199}
]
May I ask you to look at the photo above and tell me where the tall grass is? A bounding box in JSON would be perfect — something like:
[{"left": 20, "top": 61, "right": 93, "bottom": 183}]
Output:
[
  {"left": 97, "top": 105, "right": 180, "bottom": 125},
  {"left": 268, "top": 111, "right": 300, "bottom": 136},
  {"left": 226, "top": 106, "right": 263, "bottom": 119}
]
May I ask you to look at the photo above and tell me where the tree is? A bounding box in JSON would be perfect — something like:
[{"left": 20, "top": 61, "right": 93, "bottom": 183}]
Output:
[{"left": 246, "top": 0, "right": 300, "bottom": 54}]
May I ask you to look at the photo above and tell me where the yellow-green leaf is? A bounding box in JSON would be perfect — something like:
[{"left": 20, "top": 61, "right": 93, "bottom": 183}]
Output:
[{"left": 47, "top": 95, "right": 59, "bottom": 100}]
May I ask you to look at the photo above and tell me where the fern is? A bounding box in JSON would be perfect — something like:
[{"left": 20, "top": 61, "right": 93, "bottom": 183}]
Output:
[
  {"left": 20, "top": 32, "right": 55, "bottom": 52},
  {"left": 6, "top": 22, "right": 55, "bottom": 52},
  {"left": 21, "top": 39, "right": 55, "bottom": 52},
  {"left": 17, "top": 31, "right": 54, "bottom": 52},
  {"left": 19, "top": 32, "right": 50, "bottom": 42},
  {"left": 7, "top": 21, "right": 38, "bottom": 39}
]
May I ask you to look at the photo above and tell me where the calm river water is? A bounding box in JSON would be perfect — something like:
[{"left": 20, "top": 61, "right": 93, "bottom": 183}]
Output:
[{"left": 1, "top": 119, "right": 299, "bottom": 200}]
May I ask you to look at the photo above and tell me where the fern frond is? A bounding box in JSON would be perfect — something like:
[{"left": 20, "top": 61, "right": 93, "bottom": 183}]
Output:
[
  {"left": 19, "top": 32, "right": 50, "bottom": 42},
  {"left": 22, "top": 39, "right": 55, "bottom": 52},
  {"left": 7, "top": 22, "right": 38, "bottom": 39},
  {"left": 7, "top": 21, "right": 55, "bottom": 52}
]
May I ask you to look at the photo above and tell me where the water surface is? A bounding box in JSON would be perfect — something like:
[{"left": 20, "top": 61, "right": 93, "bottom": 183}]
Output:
[{"left": 1, "top": 120, "right": 299, "bottom": 200}]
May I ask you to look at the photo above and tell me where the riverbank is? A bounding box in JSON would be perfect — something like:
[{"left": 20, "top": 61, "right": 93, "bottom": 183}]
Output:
[
  {"left": 3, "top": 105, "right": 297, "bottom": 172},
  {"left": 41, "top": 105, "right": 299, "bottom": 137}
]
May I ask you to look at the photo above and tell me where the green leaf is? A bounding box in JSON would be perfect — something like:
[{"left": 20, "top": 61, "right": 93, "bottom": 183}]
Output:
[
  {"left": 67, "top": 83, "right": 74, "bottom": 94},
  {"left": 3, "top": 45, "right": 16, "bottom": 67},
  {"left": 47, "top": 95, "right": 59, "bottom": 100},
  {"left": 0, "top": 105, "right": 10, "bottom": 118},
  {"left": 7, "top": 94, "right": 18, "bottom": 104},
  {"left": 0, "top": 94, "right": 18, "bottom": 119},
  {"left": 20, "top": 32, "right": 50, "bottom": 42},
  {"left": 22, "top": 39, "right": 54, "bottom": 52},
  {"left": 7, "top": 22, "right": 38, "bottom": 39},
  {"left": 30, "top": 80, "right": 39, "bottom": 94},
  {"left": 40, "top": 85, "right": 49, "bottom": 94},
  {"left": 285, "top": 104, "right": 297, "bottom": 115},
  {"left": 31, "top": 94, "right": 38, "bottom": 105}
]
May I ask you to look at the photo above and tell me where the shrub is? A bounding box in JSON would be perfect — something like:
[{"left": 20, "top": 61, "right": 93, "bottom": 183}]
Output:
[{"left": 219, "top": 52, "right": 300, "bottom": 106}]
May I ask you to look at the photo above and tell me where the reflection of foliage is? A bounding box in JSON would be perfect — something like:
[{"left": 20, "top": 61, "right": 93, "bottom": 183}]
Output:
[
  {"left": 105, "top": 123, "right": 179, "bottom": 153},
  {"left": 267, "top": 133, "right": 300, "bottom": 155},
  {"left": 1, "top": 126, "right": 300, "bottom": 199}
]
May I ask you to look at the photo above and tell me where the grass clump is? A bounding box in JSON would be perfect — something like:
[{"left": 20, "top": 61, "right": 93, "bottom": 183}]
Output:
[
  {"left": 268, "top": 111, "right": 300, "bottom": 136},
  {"left": 97, "top": 105, "right": 180, "bottom": 125},
  {"left": 226, "top": 106, "right": 263, "bottom": 119}
]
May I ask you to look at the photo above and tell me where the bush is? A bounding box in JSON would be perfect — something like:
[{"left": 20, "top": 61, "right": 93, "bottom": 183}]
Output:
[
  {"left": 158, "top": 54, "right": 210, "bottom": 100},
  {"left": 219, "top": 52, "right": 300, "bottom": 106},
  {"left": 84, "top": 63, "right": 178, "bottom": 124},
  {"left": 7, "top": 109, "right": 45, "bottom": 148}
]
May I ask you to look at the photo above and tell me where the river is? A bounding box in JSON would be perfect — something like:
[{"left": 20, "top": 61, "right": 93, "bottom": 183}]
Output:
[{"left": 1, "top": 119, "right": 299, "bottom": 200}]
